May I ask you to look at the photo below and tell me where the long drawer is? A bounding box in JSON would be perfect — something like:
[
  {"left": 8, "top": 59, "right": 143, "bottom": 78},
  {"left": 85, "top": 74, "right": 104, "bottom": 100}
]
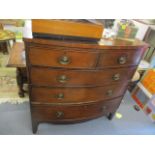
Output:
[
  {"left": 31, "top": 97, "right": 122, "bottom": 122},
  {"left": 30, "top": 67, "right": 136, "bottom": 87},
  {"left": 31, "top": 83, "right": 127, "bottom": 104}
]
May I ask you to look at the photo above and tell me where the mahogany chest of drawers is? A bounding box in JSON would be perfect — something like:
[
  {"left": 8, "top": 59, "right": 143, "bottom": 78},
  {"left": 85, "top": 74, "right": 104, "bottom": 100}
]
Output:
[{"left": 24, "top": 38, "right": 148, "bottom": 133}]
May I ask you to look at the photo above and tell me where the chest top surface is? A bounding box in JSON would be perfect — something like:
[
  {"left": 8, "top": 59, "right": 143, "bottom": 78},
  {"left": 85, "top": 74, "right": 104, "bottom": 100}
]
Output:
[
  {"left": 24, "top": 37, "right": 148, "bottom": 50},
  {"left": 23, "top": 20, "right": 148, "bottom": 50}
]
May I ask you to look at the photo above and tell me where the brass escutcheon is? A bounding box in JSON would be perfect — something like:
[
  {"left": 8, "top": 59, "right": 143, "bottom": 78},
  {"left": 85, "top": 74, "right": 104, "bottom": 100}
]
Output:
[
  {"left": 118, "top": 56, "right": 127, "bottom": 64},
  {"left": 55, "top": 111, "right": 64, "bottom": 118},
  {"left": 57, "top": 75, "right": 69, "bottom": 83},
  {"left": 58, "top": 55, "right": 70, "bottom": 65}
]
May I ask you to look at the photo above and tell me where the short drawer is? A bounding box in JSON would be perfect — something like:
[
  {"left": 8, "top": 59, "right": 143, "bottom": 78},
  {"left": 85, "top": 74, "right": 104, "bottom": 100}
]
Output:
[
  {"left": 31, "top": 83, "right": 127, "bottom": 104},
  {"left": 28, "top": 46, "right": 98, "bottom": 69},
  {"left": 31, "top": 97, "right": 122, "bottom": 122},
  {"left": 30, "top": 67, "right": 136, "bottom": 87},
  {"left": 97, "top": 49, "right": 144, "bottom": 68}
]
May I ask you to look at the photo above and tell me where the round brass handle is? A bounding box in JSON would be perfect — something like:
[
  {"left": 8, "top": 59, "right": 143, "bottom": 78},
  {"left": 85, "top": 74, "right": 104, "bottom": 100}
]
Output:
[
  {"left": 106, "top": 90, "right": 113, "bottom": 96},
  {"left": 57, "top": 75, "right": 69, "bottom": 83},
  {"left": 118, "top": 56, "right": 127, "bottom": 64},
  {"left": 55, "top": 93, "right": 64, "bottom": 99},
  {"left": 112, "top": 73, "right": 120, "bottom": 81},
  {"left": 55, "top": 111, "right": 64, "bottom": 118},
  {"left": 102, "top": 106, "right": 107, "bottom": 110},
  {"left": 58, "top": 55, "right": 70, "bottom": 65}
]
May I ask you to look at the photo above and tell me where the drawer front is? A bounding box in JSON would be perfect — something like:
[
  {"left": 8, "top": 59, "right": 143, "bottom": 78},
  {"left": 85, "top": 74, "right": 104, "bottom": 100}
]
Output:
[
  {"left": 31, "top": 84, "right": 127, "bottom": 104},
  {"left": 30, "top": 67, "right": 136, "bottom": 87},
  {"left": 31, "top": 97, "right": 122, "bottom": 122},
  {"left": 98, "top": 50, "right": 144, "bottom": 68},
  {"left": 28, "top": 46, "right": 98, "bottom": 69}
]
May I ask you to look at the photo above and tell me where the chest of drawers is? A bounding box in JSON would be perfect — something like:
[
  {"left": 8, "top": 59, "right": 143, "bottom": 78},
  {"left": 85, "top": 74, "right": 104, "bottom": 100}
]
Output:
[{"left": 24, "top": 38, "right": 148, "bottom": 133}]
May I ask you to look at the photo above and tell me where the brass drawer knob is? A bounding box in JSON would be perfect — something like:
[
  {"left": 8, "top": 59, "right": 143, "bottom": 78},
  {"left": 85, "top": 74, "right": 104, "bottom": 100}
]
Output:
[
  {"left": 55, "top": 93, "right": 64, "bottom": 99},
  {"left": 112, "top": 73, "right": 120, "bottom": 81},
  {"left": 57, "top": 75, "right": 69, "bottom": 83},
  {"left": 118, "top": 56, "right": 127, "bottom": 64},
  {"left": 102, "top": 106, "right": 107, "bottom": 110},
  {"left": 106, "top": 90, "right": 113, "bottom": 96},
  {"left": 58, "top": 55, "right": 70, "bottom": 65},
  {"left": 55, "top": 111, "right": 64, "bottom": 118}
]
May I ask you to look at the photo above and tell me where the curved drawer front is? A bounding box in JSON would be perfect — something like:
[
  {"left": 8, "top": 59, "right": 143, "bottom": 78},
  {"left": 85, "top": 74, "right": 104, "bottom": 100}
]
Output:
[
  {"left": 31, "top": 97, "right": 122, "bottom": 122},
  {"left": 28, "top": 46, "right": 98, "bottom": 69},
  {"left": 31, "top": 84, "right": 127, "bottom": 104},
  {"left": 30, "top": 67, "right": 136, "bottom": 87},
  {"left": 98, "top": 49, "right": 144, "bottom": 68}
]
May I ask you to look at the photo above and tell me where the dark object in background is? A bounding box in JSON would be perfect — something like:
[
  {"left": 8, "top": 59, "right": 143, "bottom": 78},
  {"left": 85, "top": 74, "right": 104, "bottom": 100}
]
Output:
[
  {"left": 128, "top": 80, "right": 139, "bottom": 92},
  {"left": 96, "top": 19, "right": 115, "bottom": 28},
  {"left": 133, "top": 105, "right": 140, "bottom": 111},
  {"left": 144, "top": 27, "right": 155, "bottom": 47},
  {"left": 0, "top": 42, "right": 8, "bottom": 54}
]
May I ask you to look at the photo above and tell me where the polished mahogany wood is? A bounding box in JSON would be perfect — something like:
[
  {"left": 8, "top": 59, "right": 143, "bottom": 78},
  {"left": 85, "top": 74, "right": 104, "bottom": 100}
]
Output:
[
  {"left": 28, "top": 45, "right": 145, "bottom": 69},
  {"left": 24, "top": 37, "right": 148, "bottom": 133},
  {"left": 97, "top": 49, "right": 144, "bottom": 68},
  {"left": 28, "top": 46, "right": 98, "bottom": 69},
  {"left": 30, "top": 67, "right": 136, "bottom": 87},
  {"left": 31, "top": 97, "right": 122, "bottom": 123},
  {"left": 24, "top": 37, "right": 148, "bottom": 50},
  {"left": 31, "top": 83, "right": 127, "bottom": 104}
]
